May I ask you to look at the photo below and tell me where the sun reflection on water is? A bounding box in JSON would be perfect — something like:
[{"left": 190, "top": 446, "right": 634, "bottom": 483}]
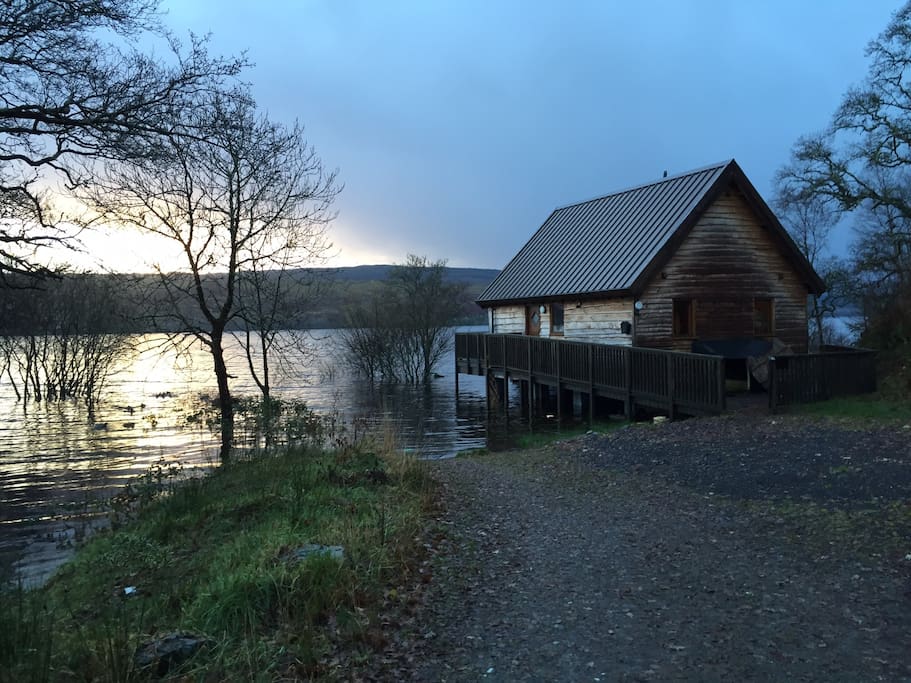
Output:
[{"left": 0, "top": 329, "right": 492, "bottom": 585}]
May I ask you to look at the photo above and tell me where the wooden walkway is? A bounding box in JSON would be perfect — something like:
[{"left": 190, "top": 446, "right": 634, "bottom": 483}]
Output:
[{"left": 455, "top": 332, "right": 726, "bottom": 420}]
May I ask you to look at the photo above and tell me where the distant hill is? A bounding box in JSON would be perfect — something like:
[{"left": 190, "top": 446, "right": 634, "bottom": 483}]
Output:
[
  {"left": 308, "top": 264, "right": 498, "bottom": 286},
  {"left": 0, "top": 265, "right": 500, "bottom": 334},
  {"left": 298, "top": 265, "right": 499, "bottom": 328}
]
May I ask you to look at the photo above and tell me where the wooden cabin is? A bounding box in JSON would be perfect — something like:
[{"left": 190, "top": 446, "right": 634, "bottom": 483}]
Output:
[{"left": 477, "top": 159, "right": 825, "bottom": 355}]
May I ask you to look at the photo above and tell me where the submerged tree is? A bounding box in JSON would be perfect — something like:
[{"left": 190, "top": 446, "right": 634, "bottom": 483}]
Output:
[
  {"left": 341, "top": 255, "right": 465, "bottom": 383},
  {"left": 0, "top": 272, "right": 133, "bottom": 412},
  {"left": 233, "top": 254, "right": 331, "bottom": 445},
  {"left": 388, "top": 255, "right": 466, "bottom": 382},
  {"left": 0, "top": 0, "right": 243, "bottom": 282},
  {"left": 82, "top": 89, "right": 338, "bottom": 461}
]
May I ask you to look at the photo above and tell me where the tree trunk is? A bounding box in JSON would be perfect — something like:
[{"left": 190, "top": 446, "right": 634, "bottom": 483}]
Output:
[
  {"left": 211, "top": 329, "right": 234, "bottom": 462},
  {"left": 811, "top": 297, "right": 825, "bottom": 347}
]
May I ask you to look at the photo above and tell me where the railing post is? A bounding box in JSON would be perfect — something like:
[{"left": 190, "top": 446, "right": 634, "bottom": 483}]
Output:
[
  {"left": 588, "top": 344, "right": 594, "bottom": 424},
  {"left": 454, "top": 339, "right": 459, "bottom": 397},
  {"left": 527, "top": 337, "right": 534, "bottom": 420},
  {"left": 484, "top": 335, "right": 491, "bottom": 411},
  {"left": 556, "top": 339, "right": 562, "bottom": 424},
  {"left": 623, "top": 347, "right": 633, "bottom": 419},
  {"left": 667, "top": 355, "right": 676, "bottom": 420}
]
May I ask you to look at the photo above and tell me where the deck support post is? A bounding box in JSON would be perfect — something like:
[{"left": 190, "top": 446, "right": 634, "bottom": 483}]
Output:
[
  {"left": 556, "top": 345, "right": 562, "bottom": 423},
  {"left": 588, "top": 345, "right": 594, "bottom": 425},
  {"left": 503, "top": 373, "right": 509, "bottom": 418},
  {"left": 623, "top": 347, "right": 634, "bottom": 419}
]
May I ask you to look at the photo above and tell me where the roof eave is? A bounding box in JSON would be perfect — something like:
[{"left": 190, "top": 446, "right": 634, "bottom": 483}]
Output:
[
  {"left": 477, "top": 288, "right": 634, "bottom": 308},
  {"left": 628, "top": 159, "right": 827, "bottom": 297}
]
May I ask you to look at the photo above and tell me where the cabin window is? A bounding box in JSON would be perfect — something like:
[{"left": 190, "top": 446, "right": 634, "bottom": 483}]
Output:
[
  {"left": 753, "top": 298, "right": 774, "bottom": 336},
  {"left": 673, "top": 299, "right": 695, "bottom": 337},
  {"left": 550, "top": 303, "right": 565, "bottom": 336}
]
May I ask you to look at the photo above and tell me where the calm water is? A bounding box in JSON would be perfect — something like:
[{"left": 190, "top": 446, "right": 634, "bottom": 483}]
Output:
[{"left": 0, "top": 327, "right": 507, "bottom": 585}]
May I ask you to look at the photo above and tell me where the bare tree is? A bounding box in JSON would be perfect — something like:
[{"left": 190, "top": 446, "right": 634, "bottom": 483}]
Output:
[
  {"left": 0, "top": 0, "right": 243, "bottom": 282},
  {"left": 777, "top": 3, "right": 911, "bottom": 347},
  {"left": 772, "top": 189, "right": 847, "bottom": 346},
  {"left": 0, "top": 272, "right": 132, "bottom": 412},
  {"left": 342, "top": 255, "right": 465, "bottom": 383},
  {"left": 852, "top": 195, "right": 911, "bottom": 293},
  {"left": 850, "top": 197, "right": 911, "bottom": 346},
  {"left": 388, "top": 255, "right": 465, "bottom": 382},
  {"left": 233, "top": 258, "right": 331, "bottom": 445},
  {"left": 82, "top": 89, "right": 338, "bottom": 461},
  {"left": 776, "top": 3, "right": 911, "bottom": 219}
]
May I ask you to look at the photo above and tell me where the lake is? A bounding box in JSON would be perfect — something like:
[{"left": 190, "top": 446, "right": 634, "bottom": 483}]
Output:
[{"left": 0, "top": 327, "right": 511, "bottom": 586}]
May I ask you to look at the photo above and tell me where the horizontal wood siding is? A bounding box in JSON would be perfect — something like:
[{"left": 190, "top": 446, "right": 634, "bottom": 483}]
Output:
[
  {"left": 636, "top": 186, "right": 811, "bottom": 352},
  {"left": 491, "top": 305, "right": 524, "bottom": 334},
  {"left": 489, "top": 300, "right": 634, "bottom": 345},
  {"left": 564, "top": 299, "right": 634, "bottom": 345}
]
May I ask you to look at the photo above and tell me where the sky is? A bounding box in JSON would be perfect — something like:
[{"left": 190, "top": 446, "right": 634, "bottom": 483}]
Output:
[{"left": 78, "top": 1, "right": 905, "bottom": 271}]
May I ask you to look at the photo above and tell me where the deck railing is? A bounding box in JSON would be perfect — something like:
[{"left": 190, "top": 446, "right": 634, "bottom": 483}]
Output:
[
  {"left": 768, "top": 347, "right": 877, "bottom": 410},
  {"left": 455, "top": 332, "right": 726, "bottom": 417}
]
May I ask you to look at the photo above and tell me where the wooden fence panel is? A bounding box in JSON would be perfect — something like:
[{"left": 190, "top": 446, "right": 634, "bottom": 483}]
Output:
[
  {"left": 505, "top": 335, "right": 529, "bottom": 372},
  {"left": 592, "top": 344, "right": 626, "bottom": 389},
  {"left": 561, "top": 341, "right": 590, "bottom": 383},
  {"left": 769, "top": 349, "right": 877, "bottom": 410},
  {"left": 675, "top": 353, "right": 724, "bottom": 411},
  {"left": 631, "top": 348, "right": 668, "bottom": 399}
]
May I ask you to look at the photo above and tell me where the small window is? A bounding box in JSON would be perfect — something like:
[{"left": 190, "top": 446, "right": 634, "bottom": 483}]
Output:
[
  {"left": 673, "top": 299, "right": 695, "bottom": 337},
  {"left": 550, "top": 303, "right": 564, "bottom": 336},
  {"left": 754, "top": 298, "right": 774, "bottom": 336}
]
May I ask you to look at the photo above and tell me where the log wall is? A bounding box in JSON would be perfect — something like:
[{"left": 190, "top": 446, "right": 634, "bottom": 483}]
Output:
[
  {"left": 491, "top": 305, "right": 525, "bottom": 334},
  {"left": 635, "top": 185, "right": 811, "bottom": 352}
]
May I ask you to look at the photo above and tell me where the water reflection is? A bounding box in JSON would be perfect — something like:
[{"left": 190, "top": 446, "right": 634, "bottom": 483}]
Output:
[{"left": 0, "top": 328, "right": 502, "bottom": 584}]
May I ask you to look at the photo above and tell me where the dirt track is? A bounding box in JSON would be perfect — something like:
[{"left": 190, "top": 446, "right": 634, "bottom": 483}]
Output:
[{"left": 391, "top": 415, "right": 911, "bottom": 682}]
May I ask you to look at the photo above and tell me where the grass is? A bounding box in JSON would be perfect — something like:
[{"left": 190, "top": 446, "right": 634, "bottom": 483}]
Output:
[
  {"left": 787, "top": 348, "right": 911, "bottom": 422},
  {"left": 511, "top": 418, "right": 627, "bottom": 450},
  {"left": 789, "top": 393, "right": 911, "bottom": 421},
  {"left": 0, "top": 441, "right": 433, "bottom": 681}
]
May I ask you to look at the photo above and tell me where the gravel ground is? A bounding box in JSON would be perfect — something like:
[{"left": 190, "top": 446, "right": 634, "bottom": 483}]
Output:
[{"left": 378, "top": 414, "right": 911, "bottom": 682}]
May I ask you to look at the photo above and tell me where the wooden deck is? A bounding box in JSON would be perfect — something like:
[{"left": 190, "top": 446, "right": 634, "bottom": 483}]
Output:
[{"left": 455, "top": 332, "right": 726, "bottom": 420}]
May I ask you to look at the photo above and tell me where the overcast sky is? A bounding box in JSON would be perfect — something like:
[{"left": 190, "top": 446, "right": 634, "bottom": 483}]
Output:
[{"left": 154, "top": 0, "right": 900, "bottom": 269}]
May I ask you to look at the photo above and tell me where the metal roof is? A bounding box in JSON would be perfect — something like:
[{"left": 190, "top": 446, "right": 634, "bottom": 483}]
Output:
[{"left": 477, "top": 159, "right": 824, "bottom": 305}]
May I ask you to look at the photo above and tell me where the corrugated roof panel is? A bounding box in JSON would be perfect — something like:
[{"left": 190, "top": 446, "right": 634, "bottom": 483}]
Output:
[{"left": 478, "top": 161, "right": 732, "bottom": 303}]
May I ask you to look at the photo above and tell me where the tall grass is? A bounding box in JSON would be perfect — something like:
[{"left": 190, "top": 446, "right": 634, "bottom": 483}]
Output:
[{"left": 0, "top": 427, "right": 433, "bottom": 680}]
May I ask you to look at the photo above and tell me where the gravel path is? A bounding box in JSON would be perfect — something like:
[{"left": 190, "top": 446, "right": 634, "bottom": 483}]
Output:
[{"left": 393, "top": 415, "right": 911, "bottom": 682}]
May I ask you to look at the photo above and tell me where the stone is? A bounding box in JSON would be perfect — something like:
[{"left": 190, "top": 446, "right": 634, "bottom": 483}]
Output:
[
  {"left": 134, "top": 632, "right": 212, "bottom": 676},
  {"left": 286, "top": 543, "right": 345, "bottom": 563}
]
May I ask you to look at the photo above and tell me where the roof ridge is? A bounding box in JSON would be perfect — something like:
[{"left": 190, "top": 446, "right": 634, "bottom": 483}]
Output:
[{"left": 553, "top": 158, "right": 735, "bottom": 212}]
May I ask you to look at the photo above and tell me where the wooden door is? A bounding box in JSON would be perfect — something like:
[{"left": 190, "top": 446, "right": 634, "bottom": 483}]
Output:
[{"left": 525, "top": 305, "right": 541, "bottom": 336}]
